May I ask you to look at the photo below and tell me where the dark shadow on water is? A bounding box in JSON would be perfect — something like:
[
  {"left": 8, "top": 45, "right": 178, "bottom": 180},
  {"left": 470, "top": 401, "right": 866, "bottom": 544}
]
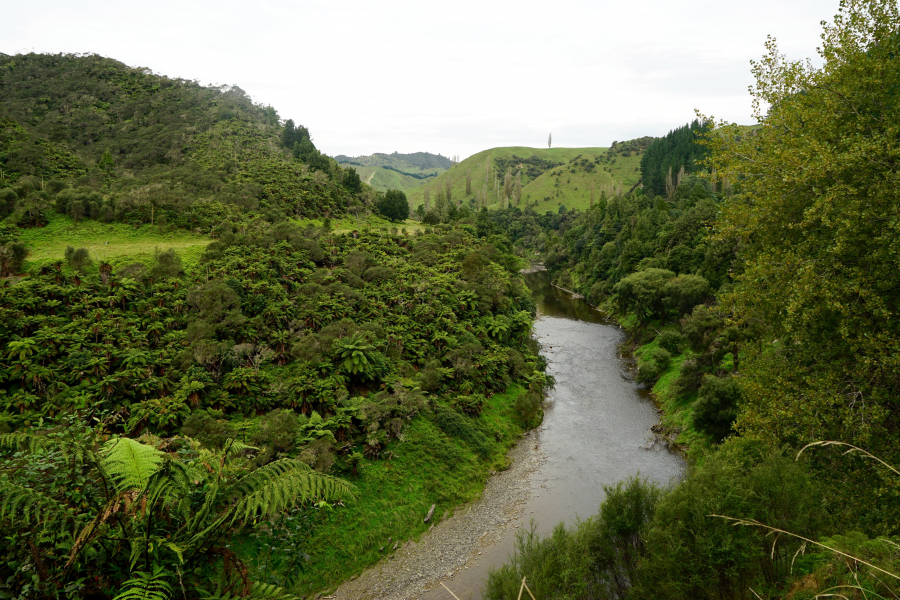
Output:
[{"left": 523, "top": 270, "right": 608, "bottom": 324}]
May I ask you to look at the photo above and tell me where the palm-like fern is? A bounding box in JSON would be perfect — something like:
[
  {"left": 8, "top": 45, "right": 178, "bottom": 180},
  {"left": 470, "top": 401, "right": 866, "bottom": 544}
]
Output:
[
  {"left": 1, "top": 424, "right": 356, "bottom": 598},
  {"left": 200, "top": 582, "right": 301, "bottom": 599},
  {"left": 112, "top": 566, "right": 173, "bottom": 600},
  {"left": 101, "top": 437, "right": 166, "bottom": 491}
]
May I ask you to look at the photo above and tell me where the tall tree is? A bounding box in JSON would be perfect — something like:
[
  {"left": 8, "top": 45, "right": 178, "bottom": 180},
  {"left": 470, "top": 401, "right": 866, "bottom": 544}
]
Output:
[{"left": 708, "top": 0, "right": 900, "bottom": 479}]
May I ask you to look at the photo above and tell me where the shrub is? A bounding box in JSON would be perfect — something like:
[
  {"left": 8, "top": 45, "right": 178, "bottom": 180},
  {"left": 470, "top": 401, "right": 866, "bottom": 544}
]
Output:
[
  {"left": 636, "top": 347, "right": 671, "bottom": 383},
  {"left": 633, "top": 439, "right": 823, "bottom": 600},
  {"left": 64, "top": 246, "right": 93, "bottom": 273},
  {"left": 692, "top": 375, "right": 741, "bottom": 442},
  {"left": 514, "top": 391, "right": 542, "bottom": 428},
  {"left": 252, "top": 408, "right": 301, "bottom": 453},
  {"left": 485, "top": 476, "right": 662, "bottom": 600},
  {"left": 453, "top": 393, "right": 486, "bottom": 416},
  {"left": 181, "top": 409, "right": 236, "bottom": 448},
  {"left": 658, "top": 330, "right": 685, "bottom": 354},
  {"left": 430, "top": 403, "right": 491, "bottom": 456},
  {"left": 377, "top": 189, "right": 409, "bottom": 222}
]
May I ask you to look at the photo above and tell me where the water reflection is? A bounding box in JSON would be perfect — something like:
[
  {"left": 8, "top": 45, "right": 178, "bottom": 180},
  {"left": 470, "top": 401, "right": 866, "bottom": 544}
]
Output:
[{"left": 524, "top": 269, "right": 608, "bottom": 324}]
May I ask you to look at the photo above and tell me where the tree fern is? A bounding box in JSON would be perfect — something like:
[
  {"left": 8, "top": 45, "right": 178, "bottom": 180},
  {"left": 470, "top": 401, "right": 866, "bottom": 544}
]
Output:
[
  {"left": 101, "top": 437, "right": 165, "bottom": 491},
  {"left": 201, "top": 582, "right": 300, "bottom": 600},
  {"left": 112, "top": 566, "right": 173, "bottom": 600},
  {"left": 226, "top": 459, "right": 356, "bottom": 526},
  {"left": 0, "top": 430, "right": 51, "bottom": 452},
  {"left": 0, "top": 479, "right": 74, "bottom": 528}
]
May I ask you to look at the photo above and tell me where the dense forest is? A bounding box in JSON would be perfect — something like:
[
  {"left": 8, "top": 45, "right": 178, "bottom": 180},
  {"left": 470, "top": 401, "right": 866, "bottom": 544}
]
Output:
[
  {"left": 485, "top": 3, "right": 900, "bottom": 599},
  {"left": 3, "top": 1, "right": 900, "bottom": 599},
  {"left": 0, "top": 53, "right": 549, "bottom": 598},
  {"left": 0, "top": 54, "right": 369, "bottom": 232}
]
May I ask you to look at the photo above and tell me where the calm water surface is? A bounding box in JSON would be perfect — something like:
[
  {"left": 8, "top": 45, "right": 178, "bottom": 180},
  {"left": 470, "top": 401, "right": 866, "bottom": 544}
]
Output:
[{"left": 421, "top": 270, "right": 683, "bottom": 600}]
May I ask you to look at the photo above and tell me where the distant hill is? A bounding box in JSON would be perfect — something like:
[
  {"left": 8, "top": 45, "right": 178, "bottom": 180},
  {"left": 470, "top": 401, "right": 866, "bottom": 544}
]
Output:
[
  {"left": 335, "top": 151, "right": 452, "bottom": 192},
  {"left": 336, "top": 151, "right": 452, "bottom": 170},
  {"left": 406, "top": 140, "right": 653, "bottom": 214}
]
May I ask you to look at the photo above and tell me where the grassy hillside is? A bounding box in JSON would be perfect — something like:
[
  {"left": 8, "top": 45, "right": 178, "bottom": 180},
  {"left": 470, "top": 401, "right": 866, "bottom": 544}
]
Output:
[
  {"left": 336, "top": 151, "right": 449, "bottom": 193},
  {"left": 343, "top": 163, "right": 438, "bottom": 192},
  {"left": 407, "top": 144, "right": 648, "bottom": 214}
]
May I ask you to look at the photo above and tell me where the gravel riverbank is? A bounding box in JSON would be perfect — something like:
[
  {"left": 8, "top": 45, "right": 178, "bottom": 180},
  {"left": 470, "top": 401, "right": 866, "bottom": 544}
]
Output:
[{"left": 331, "top": 428, "right": 545, "bottom": 600}]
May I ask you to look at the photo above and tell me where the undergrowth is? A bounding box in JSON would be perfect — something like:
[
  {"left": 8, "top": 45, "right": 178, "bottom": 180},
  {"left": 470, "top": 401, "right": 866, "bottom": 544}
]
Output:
[{"left": 238, "top": 385, "right": 530, "bottom": 595}]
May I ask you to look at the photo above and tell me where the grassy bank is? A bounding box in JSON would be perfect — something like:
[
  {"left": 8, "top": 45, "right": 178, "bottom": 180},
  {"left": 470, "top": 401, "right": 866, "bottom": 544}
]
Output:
[{"left": 236, "top": 385, "right": 532, "bottom": 595}]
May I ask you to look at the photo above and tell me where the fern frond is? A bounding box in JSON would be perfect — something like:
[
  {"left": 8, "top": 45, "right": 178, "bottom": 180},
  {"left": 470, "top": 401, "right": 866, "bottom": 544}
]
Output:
[
  {"left": 227, "top": 459, "right": 356, "bottom": 526},
  {"left": 0, "top": 480, "right": 73, "bottom": 528},
  {"left": 225, "top": 439, "right": 258, "bottom": 457},
  {"left": 101, "top": 437, "right": 165, "bottom": 492},
  {"left": 112, "top": 566, "right": 172, "bottom": 600},
  {"left": 200, "top": 582, "right": 299, "bottom": 599},
  {"left": 0, "top": 431, "right": 52, "bottom": 452}
]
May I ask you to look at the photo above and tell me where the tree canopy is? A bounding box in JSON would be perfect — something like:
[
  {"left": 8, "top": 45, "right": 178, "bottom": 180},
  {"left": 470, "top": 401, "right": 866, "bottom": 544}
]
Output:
[{"left": 377, "top": 189, "right": 409, "bottom": 222}]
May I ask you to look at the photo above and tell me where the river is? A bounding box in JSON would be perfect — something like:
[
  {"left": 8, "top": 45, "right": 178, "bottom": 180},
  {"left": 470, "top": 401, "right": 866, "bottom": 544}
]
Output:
[{"left": 418, "top": 269, "right": 684, "bottom": 599}]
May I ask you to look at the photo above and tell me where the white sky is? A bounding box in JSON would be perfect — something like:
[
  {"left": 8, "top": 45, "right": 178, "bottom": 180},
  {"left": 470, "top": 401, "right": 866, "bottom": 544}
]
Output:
[{"left": 6, "top": 0, "right": 835, "bottom": 159}]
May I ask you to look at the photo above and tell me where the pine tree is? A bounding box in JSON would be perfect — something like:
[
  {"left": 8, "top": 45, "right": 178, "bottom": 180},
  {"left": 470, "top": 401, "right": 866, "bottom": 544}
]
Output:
[{"left": 548, "top": 133, "right": 552, "bottom": 148}]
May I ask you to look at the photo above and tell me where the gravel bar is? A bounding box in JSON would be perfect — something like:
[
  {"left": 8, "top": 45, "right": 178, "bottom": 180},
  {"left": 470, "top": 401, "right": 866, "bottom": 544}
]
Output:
[{"left": 330, "top": 428, "right": 545, "bottom": 600}]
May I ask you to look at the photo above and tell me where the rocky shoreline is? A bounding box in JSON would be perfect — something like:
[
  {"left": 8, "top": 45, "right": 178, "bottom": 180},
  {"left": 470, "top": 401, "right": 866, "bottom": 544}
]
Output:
[{"left": 330, "top": 428, "right": 546, "bottom": 600}]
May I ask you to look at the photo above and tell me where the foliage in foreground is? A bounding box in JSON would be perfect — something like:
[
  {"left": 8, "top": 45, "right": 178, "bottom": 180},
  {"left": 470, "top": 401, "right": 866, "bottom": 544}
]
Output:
[
  {"left": 0, "top": 418, "right": 354, "bottom": 598},
  {"left": 487, "top": 440, "right": 825, "bottom": 600}
]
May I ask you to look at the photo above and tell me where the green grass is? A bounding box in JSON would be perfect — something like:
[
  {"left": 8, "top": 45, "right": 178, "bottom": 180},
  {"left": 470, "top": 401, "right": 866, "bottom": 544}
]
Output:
[
  {"left": 243, "top": 386, "right": 529, "bottom": 596},
  {"left": 18, "top": 214, "right": 211, "bottom": 270},
  {"left": 632, "top": 327, "right": 711, "bottom": 453},
  {"left": 406, "top": 146, "right": 646, "bottom": 214},
  {"left": 346, "top": 165, "right": 438, "bottom": 193}
]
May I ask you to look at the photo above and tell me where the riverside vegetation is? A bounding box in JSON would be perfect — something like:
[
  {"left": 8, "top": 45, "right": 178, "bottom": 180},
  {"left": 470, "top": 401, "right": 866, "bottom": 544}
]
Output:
[
  {"left": 3, "top": 2, "right": 900, "bottom": 599},
  {"left": 0, "top": 53, "right": 549, "bottom": 598},
  {"left": 485, "top": 2, "right": 900, "bottom": 599}
]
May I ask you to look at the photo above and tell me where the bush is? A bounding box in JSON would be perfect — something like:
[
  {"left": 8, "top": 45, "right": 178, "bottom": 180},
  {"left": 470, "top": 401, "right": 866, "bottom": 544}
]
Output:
[
  {"left": 657, "top": 330, "right": 685, "bottom": 354},
  {"left": 182, "top": 410, "right": 236, "bottom": 448},
  {"left": 636, "top": 347, "right": 671, "bottom": 383},
  {"left": 252, "top": 408, "right": 301, "bottom": 454},
  {"left": 422, "top": 209, "right": 441, "bottom": 225},
  {"left": 64, "top": 246, "right": 93, "bottom": 273},
  {"left": 633, "top": 439, "right": 824, "bottom": 600},
  {"left": 485, "top": 476, "right": 662, "bottom": 600},
  {"left": 692, "top": 375, "right": 741, "bottom": 442},
  {"left": 0, "top": 241, "right": 28, "bottom": 276},
  {"left": 514, "top": 391, "right": 542, "bottom": 428},
  {"left": 430, "top": 403, "right": 491, "bottom": 456}
]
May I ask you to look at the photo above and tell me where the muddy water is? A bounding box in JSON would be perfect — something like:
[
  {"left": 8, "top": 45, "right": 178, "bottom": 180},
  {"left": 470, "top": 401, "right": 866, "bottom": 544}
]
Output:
[{"left": 420, "top": 270, "right": 684, "bottom": 600}]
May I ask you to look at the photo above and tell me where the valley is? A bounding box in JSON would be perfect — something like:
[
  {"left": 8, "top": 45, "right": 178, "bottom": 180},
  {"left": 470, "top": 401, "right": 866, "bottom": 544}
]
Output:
[{"left": 2, "top": 3, "right": 900, "bottom": 598}]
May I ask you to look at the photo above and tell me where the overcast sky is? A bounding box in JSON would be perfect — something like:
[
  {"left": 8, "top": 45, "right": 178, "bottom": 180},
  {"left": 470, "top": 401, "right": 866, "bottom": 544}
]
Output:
[{"left": 6, "top": 0, "right": 836, "bottom": 159}]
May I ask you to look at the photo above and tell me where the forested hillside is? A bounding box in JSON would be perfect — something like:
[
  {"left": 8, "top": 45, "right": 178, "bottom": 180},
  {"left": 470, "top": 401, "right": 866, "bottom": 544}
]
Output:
[
  {"left": 0, "top": 54, "right": 549, "bottom": 599},
  {"left": 486, "top": 3, "right": 900, "bottom": 598},
  {"left": 0, "top": 53, "right": 367, "bottom": 231}
]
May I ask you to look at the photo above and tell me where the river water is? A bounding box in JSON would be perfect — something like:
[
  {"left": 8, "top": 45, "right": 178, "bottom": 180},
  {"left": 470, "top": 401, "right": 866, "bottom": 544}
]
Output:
[{"left": 420, "top": 270, "right": 684, "bottom": 600}]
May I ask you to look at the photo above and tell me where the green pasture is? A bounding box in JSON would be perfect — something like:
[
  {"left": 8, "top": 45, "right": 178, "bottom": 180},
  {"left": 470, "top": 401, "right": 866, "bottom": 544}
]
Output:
[{"left": 18, "top": 214, "right": 211, "bottom": 270}]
